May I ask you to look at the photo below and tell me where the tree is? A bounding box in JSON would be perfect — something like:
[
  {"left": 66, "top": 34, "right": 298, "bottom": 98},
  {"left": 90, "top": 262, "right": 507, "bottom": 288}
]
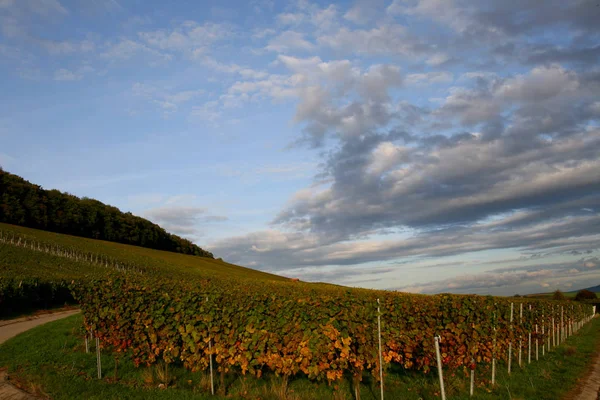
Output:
[
  {"left": 552, "top": 289, "right": 566, "bottom": 301},
  {"left": 0, "top": 169, "right": 214, "bottom": 258},
  {"left": 575, "top": 289, "right": 597, "bottom": 301}
]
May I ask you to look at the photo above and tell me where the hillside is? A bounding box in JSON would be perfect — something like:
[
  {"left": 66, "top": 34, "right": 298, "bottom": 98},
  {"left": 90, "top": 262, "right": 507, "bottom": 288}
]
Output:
[
  {"left": 0, "top": 168, "right": 213, "bottom": 257},
  {"left": 526, "top": 284, "right": 600, "bottom": 299},
  {"left": 0, "top": 222, "right": 287, "bottom": 316},
  {"left": 570, "top": 284, "right": 600, "bottom": 293},
  {"left": 0, "top": 222, "right": 285, "bottom": 283}
]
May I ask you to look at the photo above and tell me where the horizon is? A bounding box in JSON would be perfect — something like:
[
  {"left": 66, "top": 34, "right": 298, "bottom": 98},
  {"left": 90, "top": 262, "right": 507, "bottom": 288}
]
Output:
[{"left": 1, "top": 0, "right": 599, "bottom": 296}]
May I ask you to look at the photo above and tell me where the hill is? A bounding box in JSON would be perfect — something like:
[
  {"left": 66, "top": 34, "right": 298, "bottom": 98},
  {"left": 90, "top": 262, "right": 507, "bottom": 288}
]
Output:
[
  {"left": 526, "top": 284, "right": 600, "bottom": 299},
  {"left": 570, "top": 284, "right": 600, "bottom": 293},
  {"left": 0, "top": 222, "right": 287, "bottom": 316},
  {"left": 0, "top": 168, "right": 213, "bottom": 257}
]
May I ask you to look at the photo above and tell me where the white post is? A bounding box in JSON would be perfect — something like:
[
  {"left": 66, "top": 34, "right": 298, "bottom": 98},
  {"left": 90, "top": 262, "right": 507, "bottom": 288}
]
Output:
[
  {"left": 528, "top": 305, "right": 531, "bottom": 364},
  {"left": 434, "top": 336, "right": 446, "bottom": 400},
  {"left": 96, "top": 337, "right": 102, "bottom": 379},
  {"left": 492, "top": 326, "right": 496, "bottom": 386},
  {"left": 470, "top": 358, "right": 475, "bottom": 397},
  {"left": 519, "top": 303, "right": 523, "bottom": 367},
  {"left": 561, "top": 306, "right": 564, "bottom": 343},
  {"left": 508, "top": 303, "right": 513, "bottom": 374},
  {"left": 207, "top": 297, "right": 214, "bottom": 395},
  {"left": 552, "top": 312, "right": 556, "bottom": 348},
  {"left": 377, "top": 299, "right": 384, "bottom": 400},
  {"left": 535, "top": 324, "right": 538, "bottom": 361},
  {"left": 542, "top": 312, "right": 546, "bottom": 356}
]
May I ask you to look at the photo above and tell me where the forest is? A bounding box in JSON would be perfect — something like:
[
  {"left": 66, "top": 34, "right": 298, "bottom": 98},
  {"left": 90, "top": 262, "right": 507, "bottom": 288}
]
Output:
[{"left": 0, "top": 168, "right": 213, "bottom": 258}]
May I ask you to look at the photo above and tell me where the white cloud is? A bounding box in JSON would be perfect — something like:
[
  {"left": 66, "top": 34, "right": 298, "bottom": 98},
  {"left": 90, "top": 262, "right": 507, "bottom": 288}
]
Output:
[
  {"left": 101, "top": 39, "right": 172, "bottom": 63},
  {"left": 495, "top": 64, "right": 580, "bottom": 102},
  {"left": 406, "top": 72, "right": 453, "bottom": 85},
  {"left": 138, "top": 21, "right": 232, "bottom": 54},
  {"left": 132, "top": 82, "right": 204, "bottom": 114},
  {"left": 266, "top": 31, "right": 315, "bottom": 53}
]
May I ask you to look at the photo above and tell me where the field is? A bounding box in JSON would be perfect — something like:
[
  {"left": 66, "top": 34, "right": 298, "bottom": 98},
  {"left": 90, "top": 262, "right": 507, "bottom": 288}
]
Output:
[
  {"left": 1, "top": 314, "right": 599, "bottom": 399},
  {"left": 1, "top": 222, "right": 598, "bottom": 399}
]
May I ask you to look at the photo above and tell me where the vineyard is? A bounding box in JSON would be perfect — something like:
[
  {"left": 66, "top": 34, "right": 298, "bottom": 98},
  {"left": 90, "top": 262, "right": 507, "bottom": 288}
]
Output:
[
  {"left": 71, "top": 275, "right": 594, "bottom": 398},
  {"left": 0, "top": 222, "right": 597, "bottom": 399}
]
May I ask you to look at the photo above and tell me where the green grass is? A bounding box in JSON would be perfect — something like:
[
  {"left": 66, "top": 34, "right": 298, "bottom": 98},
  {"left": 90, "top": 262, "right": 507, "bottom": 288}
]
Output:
[
  {"left": 2, "top": 314, "right": 599, "bottom": 399},
  {"left": 0, "top": 222, "right": 288, "bottom": 283}
]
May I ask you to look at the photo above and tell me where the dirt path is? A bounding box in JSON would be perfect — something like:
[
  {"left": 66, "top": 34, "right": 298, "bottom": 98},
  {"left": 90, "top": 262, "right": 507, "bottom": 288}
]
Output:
[
  {"left": 564, "top": 316, "right": 600, "bottom": 400},
  {"left": 0, "top": 309, "right": 80, "bottom": 399}
]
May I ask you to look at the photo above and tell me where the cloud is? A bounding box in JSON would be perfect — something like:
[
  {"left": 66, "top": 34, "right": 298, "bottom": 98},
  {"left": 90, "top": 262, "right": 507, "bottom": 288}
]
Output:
[
  {"left": 200, "top": 56, "right": 268, "bottom": 79},
  {"left": 100, "top": 39, "right": 172, "bottom": 63},
  {"left": 318, "top": 24, "right": 432, "bottom": 57},
  {"left": 39, "top": 39, "right": 95, "bottom": 55},
  {"left": 266, "top": 31, "right": 315, "bottom": 53},
  {"left": 343, "top": 0, "right": 385, "bottom": 25},
  {"left": 406, "top": 72, "right": 453, "bottom": 85},
  {"left": 137, "top": 21, "right": 233, "bottom": 56},
  {"left": 145, "top": 206, "right": 227, "bottom": 237},
  {"left": 131, "top": 82, "right": 204, "bottom": 114},
  {"left": 398, "top": 257, "right": 600, "bottom": 294}
]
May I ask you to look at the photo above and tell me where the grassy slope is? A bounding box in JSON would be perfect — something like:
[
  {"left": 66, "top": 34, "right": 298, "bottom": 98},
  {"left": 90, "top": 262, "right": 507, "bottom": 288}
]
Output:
[
  {"left": 0, "top": 222, "right": 287, "bottom": 283},
  {"left": 1, "top": 314, "right": 599, "bottom": 399}
]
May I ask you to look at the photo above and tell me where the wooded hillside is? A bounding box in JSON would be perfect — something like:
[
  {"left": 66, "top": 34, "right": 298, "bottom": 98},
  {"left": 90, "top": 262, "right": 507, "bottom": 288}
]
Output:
[{"left": 0, "top": 168, "right": 213, "bottom": 258}]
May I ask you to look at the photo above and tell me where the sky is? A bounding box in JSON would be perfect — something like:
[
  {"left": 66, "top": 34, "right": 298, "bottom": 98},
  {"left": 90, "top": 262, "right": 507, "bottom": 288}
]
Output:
[{"left": 1, "top": 0, "right": 599, "bottom": 296}]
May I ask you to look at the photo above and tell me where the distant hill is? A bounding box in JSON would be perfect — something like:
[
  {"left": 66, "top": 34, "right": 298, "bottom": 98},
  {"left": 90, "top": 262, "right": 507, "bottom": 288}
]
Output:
[
  {"left": 526, "top": 283, "right": 600, "bottom": 299},
  {"left": 0, "top": 168, "right": 213, "bottom": 258},
  {"left": 569, "top": 284, "right": 600, "bottom": 293}
]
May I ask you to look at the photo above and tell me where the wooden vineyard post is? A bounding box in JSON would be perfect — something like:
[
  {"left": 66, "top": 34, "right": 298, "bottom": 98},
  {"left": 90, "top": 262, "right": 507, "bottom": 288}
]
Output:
[
  {"left": 519, "top": 303, "right": 522, "bottom": 368},
  {"left": 552, "top": 305, "right": 556, "bottom": 349},
  {"left": 508, "top": 303, "right": 513, "bottom": 374},
  {"left": 434, "top": 335, "right": 446, "bottom": 400},
  {"left": 542, "top": 311, "right": 546, "bottom": 356},
  {"left": 528, "top": 304, "right": 532, "bottom": 365},
  {"left": 535, "top": 323, "right": 539, "bottom": 361},
  {"left": 571, "top": 305, "right": 574, "bottom": 337},
  {"left": 561, "top": 306, "right": 564, "bottom": 343},
  {"left": 206, "top": 297, "right": 214, "bottom": 396},
  {"left": 96, "top": 337, "right": 102, "bottom": 379},
  {"left": 492, "top": 306, "right": 497, "bottom": 386},
  {"left": 470, "top": 358, "right": 475, "bottom": 397},
  {"left": 377, "top": 299, "right": 384, "bottom": 400}
]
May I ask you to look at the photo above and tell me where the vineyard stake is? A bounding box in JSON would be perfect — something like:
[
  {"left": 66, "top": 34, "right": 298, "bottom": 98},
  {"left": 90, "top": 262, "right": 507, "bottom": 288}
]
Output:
[
  {"left": 377, "top": 298, "right": 384, "bottom": 400},
  {"left": 552, "top": 312, "right": 555, "bottom": 348},
  {"left": 96, "top": 337, "right": 102, "bottom": 379},
  {"left": 542, "top": 312, "right": 546, "bottom": 356},
  {"left": 434, "top": 335, "right": 446, "bottom": 400},
  {"left": 492, "top": 325, "right": 496, "bottom": 386},
  {"left": 528, "top": 305, "right": 531, "bottom": 364},
  {"left": 561, "top": 306, "right": 564, "bottom": 343},
  {"left": 470, "top": 358, "right": 475, "bottom": 397},
  {"left": 528, "top": 331, "right": 531, "bottom": 364},
  {"left": 508, "top": 303, "right": 513, "bottom": 374},
  {"left": 207, "top": 297, "right": 214, "bottom": 396},
  {"left": 535, "top": 324, "right": 538, "bottom": 361},
  {"left": 85, "top": 334, "right": 89, "bottom": 353},
  {"left": 518, "top": 303, "right": 522, "bottom": 368}
]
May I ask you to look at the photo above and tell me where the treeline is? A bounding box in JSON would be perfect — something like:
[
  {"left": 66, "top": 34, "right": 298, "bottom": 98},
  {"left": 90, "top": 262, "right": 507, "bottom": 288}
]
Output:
[{"left": 0, "top": 168, "right": 213, "bottom": 258}]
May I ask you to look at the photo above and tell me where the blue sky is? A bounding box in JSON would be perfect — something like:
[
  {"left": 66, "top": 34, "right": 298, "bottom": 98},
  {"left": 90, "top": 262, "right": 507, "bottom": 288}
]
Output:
[{"left": 1, "top": 0, "right": 599, "bottom": 295}]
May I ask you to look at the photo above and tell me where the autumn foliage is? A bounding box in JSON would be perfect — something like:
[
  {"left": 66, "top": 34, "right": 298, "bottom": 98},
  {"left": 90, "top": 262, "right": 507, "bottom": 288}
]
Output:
[{"left": 71, "top": 276, "right": 591, "bottom": 384}]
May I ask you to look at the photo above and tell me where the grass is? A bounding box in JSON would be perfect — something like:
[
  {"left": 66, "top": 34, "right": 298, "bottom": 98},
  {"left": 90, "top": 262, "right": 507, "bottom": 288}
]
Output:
[
  {"left": 1, "top": 314, "right": 599, "bottom": 399},
  {"left": 0, "top": 222, "right": 288, "bottom": 283}
]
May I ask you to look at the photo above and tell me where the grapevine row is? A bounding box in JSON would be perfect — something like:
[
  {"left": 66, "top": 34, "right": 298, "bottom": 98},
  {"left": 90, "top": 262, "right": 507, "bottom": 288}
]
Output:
[{"left": 71, "top": 275, "right": 594, "bottom": 391}]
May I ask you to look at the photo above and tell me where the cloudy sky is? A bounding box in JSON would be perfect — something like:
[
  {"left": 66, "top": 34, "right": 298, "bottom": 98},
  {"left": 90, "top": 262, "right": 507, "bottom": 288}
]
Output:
[{"left": 1, "top": 0, "right": 599, "bottom": 296}]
